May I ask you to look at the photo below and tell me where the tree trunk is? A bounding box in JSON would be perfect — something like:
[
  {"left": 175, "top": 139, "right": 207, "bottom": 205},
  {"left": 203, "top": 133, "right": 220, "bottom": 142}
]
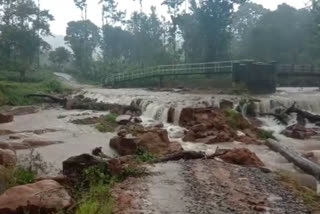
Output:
[{"left": 266, "top": 139, "right": 320, "bottom": 181}]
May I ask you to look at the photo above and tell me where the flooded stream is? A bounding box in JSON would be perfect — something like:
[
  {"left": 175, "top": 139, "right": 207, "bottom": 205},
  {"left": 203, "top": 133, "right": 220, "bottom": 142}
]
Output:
[{"left": 1, "top": 73, "right": 320, "bottom": 185}]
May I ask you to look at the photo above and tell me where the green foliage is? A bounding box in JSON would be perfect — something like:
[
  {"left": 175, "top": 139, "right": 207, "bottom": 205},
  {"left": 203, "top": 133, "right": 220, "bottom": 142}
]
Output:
[
  {"left": 0, "top": 0, "right": 54, "bottom": 78},
  {"left": 95, "top": 113, "right": 118, "bottom": 133},
  {"left": 135, "top": 148, "right": 157, "bottom": 163},
  {"left": 277, "top": 171, "right": 320, "bottom": 211},
  {"left": 0, "top": 77, "right": 68, "bottom": 106},
  {"left": 76, "top": 183, "right": 114, "bottom": 214},
  {"left": 12, "top": 167, "right": 36, "bottom": 186},
  {"left": 258, "top": 129, "right": 276, "bottom": 140},
  {"left": 0, "top": 167, "right": 36, "bottom": 192},
  {"left": 224, "top": 109, "right": 249, "bottom": 130},
  {"left": 65, "top": 20, "right": 100, "bottom": 77},
  {"left": 49, "top": 47, "right": 72, "bottom": 71}
]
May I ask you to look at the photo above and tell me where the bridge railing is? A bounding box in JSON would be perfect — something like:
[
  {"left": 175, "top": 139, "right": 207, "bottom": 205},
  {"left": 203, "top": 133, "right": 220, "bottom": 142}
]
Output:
[{"left": 105, "top": 60, "right": 236, "bottom": 85}]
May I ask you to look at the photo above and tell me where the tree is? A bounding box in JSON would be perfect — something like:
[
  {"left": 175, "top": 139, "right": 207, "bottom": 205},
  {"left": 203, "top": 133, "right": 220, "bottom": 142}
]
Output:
[
  {"left": 244, "top": 4, "right": 313, "bottom": 63},
  {"left": 0, "top": 0, "right": 54, "bottom": 79},
  {"left": 177, "top": 0, "right": 246, "bottom": 62},
  {"left": 231, "top": 2, "right": 270, "bottom": 58},
  {"left": 162, "top": 0, "right": 185, "bottom": 57},
  {"left": 65, "top": 20, "right": 100, "bottom": 77},
  {"left": 74, "top": 0, "right": 87, "bottom": 20},
  {"left": 100, "top": 0, "right": 125, "bottom": 25},
  {"left": 127, "top": 7, "right": 170, "bottom": 65},
  {"left": 49, "top": 47, "right": 72, "bottom": 71}
]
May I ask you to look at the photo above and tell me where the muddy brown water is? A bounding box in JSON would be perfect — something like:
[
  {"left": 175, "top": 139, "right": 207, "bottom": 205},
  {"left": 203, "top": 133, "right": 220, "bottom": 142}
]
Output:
[{"left": 1, "top": 73, "right": 320, "bottom": 189}]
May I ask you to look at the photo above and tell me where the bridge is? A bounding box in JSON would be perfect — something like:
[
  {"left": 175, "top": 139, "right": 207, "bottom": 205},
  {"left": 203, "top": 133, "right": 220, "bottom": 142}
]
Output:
[
  {"left": 105, "top": 61, "right": 235, "bottom": 85},
  {"left": 105, "top": 60, "right": 320, "bottom": 94}
]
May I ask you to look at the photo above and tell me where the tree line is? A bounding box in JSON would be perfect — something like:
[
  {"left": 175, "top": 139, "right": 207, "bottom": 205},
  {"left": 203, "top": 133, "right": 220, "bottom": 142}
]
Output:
[{"left": 1, "top": 0, "right": 320, "bottom": 82}]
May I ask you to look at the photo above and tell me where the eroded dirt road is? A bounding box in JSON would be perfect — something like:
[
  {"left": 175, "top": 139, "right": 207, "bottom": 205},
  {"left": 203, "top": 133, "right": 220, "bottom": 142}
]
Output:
[{"left": 113, "top": 159, "right": 309, "bottom": 214}]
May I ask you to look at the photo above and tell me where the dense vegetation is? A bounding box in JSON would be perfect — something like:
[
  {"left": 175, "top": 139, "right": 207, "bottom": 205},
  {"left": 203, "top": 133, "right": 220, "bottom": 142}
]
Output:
[{"left": 1, "top": 0, "right": 320, "bottom": 84}]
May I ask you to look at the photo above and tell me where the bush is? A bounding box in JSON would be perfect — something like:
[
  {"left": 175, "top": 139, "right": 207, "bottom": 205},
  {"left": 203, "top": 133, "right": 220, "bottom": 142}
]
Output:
[
  {"left": 95, "top": 113, "right": 118, "bottom": 133},
  {"left": 258, "top": 129, "right": 276, "bottom": 140},
  {"left": 224, "top": 109, "right": 250, "bottom": 130},
  {"left": 135, "top": 148, "right": 157, "bottom": 163}
]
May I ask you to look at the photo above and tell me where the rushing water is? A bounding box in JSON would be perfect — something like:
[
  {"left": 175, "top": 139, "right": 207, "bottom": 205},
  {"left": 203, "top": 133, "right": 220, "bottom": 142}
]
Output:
[{"left": 2, "top": 73, "right": 320, "bottom": 187}]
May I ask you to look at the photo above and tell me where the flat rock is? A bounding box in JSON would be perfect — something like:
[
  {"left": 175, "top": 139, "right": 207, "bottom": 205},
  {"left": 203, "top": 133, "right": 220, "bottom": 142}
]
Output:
[{"left": 0, "top": 113, "right": 13, "bottom": 124}]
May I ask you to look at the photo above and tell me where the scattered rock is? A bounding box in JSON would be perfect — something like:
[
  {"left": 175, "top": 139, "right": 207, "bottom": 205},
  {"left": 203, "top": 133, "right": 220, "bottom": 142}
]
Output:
[
  {"left": 0, "top": 130, "right": 15, "bottom": 136},
  {"left": 32, "top": 129, "right": 58, "bottom": 135},
  {"left": 110, "top": 135, "right": 138, "bottom": 156},
  {"left": 63, "top": 154, "right": 106, "bottom": 178},
  {"left": 108, "top": 155, "right": 138, "bottom": 176},
  {"left": 21, "top": 140, "right": 63, "bottom": 149},
  {"left": 8, "top": 136, "right": 21, "bottom": 140},
  {"left": 167, "top": 107, "right": 175, "bottom": 123},
  {"left": 0, "top": 180, "right": 72, "bottom": 214},
  {"left": 282, "top": 124, "right": 318, "bottom": 140},
  {"left": 70, "top": 116, "right": 100, "bottom": 125},
  {"left": 0, "top": 113, "right": 13, "bottom": 124},
  {"left": 110, "top": 128, "right": 183, "bottom": 156},
  {"left": 220, "top": 148, "right": 264, "bottom": 167},
  {"left": 7, "top": 106, "right": 39, "bottom": 116},
  {"left": 116, "top": 115, "right": 133, "bottom": 125},
  {"left": 219, "top": 99, "right": 234, "bottom": 110},
  {"left": 0, "top": 149, "right": 16, "bottom": 167},
  {"left": 133, "top": 117, "right": 142, "bottom": 124}
]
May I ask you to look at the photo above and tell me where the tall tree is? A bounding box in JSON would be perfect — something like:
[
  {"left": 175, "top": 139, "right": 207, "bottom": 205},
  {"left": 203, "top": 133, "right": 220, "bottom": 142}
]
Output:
[
  {"left": 245, "top": 4, "right": 313, "bottom": 63},
  {"left": 65, "top": 20, "right": 100, "bottom": 77},
  {"left": 49, "top": 47, "right": 72, "bottom": 71},
  {"left": 177, "top": 0, "right": 246, "bottom": 62},
  {"left": 74, "top": 0, "right": 87, "bottom": 20},
  {"left": 0, "top": 0, "right": 54, "bottom": 78},
  {"left": 100, "top": 0, "right": 125, "bottom": 25}
]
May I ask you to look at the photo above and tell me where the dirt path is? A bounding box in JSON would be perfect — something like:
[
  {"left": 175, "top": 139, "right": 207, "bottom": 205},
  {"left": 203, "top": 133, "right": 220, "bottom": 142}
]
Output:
[{"left": 113, "top": 160, "right": 309, "bottom": 214}]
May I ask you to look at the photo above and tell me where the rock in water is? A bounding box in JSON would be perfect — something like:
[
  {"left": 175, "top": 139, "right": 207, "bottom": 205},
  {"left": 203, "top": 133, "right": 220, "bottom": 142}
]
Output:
[
  {"left": 116, "top": 115, "right": 132, "bottom": 125},
  {"left": 110, "top": 128, "right": 183, "bottom": 156},
  {"left": 0, "top": 114, "right": 13, "bottom": 124},
  {"left": 0, "top": 180, "right": 72, "bottom": 214},
  {"left": 219, "top": 99, "right": 234, "bottom": 110},
  {"left": 0, "top": 149, "right": 16, "bottom": 167},
  {"left": 63, "top": 154, "right": 106, "bottom": 178},
  {"left": 220, "top": 148, "right": 264, "bottom": 167}
]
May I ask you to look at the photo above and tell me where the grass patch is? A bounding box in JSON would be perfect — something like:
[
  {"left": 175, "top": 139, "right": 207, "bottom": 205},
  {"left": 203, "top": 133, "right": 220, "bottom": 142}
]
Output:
[
  {"left": 0, "top": 75, "right": 71, "bottom": 106},
  {"left": 0, "top": 167, "right": 36, "bottom": 192},
  {"left": 135, "top": 148, "right": 157, "bottom": 163},
  {"left": 224, "top": 109, "right": 250, "bottom": 130},
  {"left": 95, "top": 113, "right": 118, "bottom": 133},
  {"left": 76, "top": 183, "right": 114, "bottom": 214},
  {"left": 277, "top": 171, "right": 320, "bottom": 211}
]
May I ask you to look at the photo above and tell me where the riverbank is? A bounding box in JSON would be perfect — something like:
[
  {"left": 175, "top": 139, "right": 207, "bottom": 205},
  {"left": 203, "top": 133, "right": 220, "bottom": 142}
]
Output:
[{"left": 0, "top": 73, "right": 319, "bottom": 213}]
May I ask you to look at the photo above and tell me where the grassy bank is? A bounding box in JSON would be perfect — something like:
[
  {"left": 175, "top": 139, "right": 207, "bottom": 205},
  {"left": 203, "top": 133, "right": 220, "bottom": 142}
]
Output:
[{"left": 0, "top": 71, "right": 71, "bottom": 106}]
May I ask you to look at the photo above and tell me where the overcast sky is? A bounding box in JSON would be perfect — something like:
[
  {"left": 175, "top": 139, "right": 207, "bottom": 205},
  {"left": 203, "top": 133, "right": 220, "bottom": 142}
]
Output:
[{"left": 41, "top": 0, "right": 309, "bottom": 35}]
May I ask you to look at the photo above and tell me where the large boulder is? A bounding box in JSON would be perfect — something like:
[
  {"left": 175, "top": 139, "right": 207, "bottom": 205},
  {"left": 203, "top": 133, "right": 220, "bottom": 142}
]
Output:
[
  {"left": 220, "top": 148, "right": 264, "bottom": 167},
  {"left": 110, "top": 135, "right": 138, "bottom": 156},
  {"left": 0, "top": 180, "right": 72, "bottom": 214},
  {"left": 0, "top": 149, "right": 16, "bottom": 167},
  {"left": 0, "top": 113, "right": 13, "bottom": 124},
  {"left": 110, "top": 128, "right": 183, "bottom": 156},
  {"left": 219, "top": 99, "right": 234, "bottom": 110},
  {"left": 63, "top": 154, "right": 106, "bottom": 178}
]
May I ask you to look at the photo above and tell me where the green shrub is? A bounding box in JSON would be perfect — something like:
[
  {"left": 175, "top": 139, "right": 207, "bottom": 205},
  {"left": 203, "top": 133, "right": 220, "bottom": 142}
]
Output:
[
  {"left": 95, "top": 113, "right": 119, "bottom": 133},
  {"left": 76, "top": 183, "right": 114, "bottom": 214},
  {"left": 135, "top": 148, "right": 156, "bottom": 163},
  {"left": 224, "top": 109, "right": 250, "bottom": 130},
  {"left": 258, "top": 129, "right": 276, "bottom": 140}
]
